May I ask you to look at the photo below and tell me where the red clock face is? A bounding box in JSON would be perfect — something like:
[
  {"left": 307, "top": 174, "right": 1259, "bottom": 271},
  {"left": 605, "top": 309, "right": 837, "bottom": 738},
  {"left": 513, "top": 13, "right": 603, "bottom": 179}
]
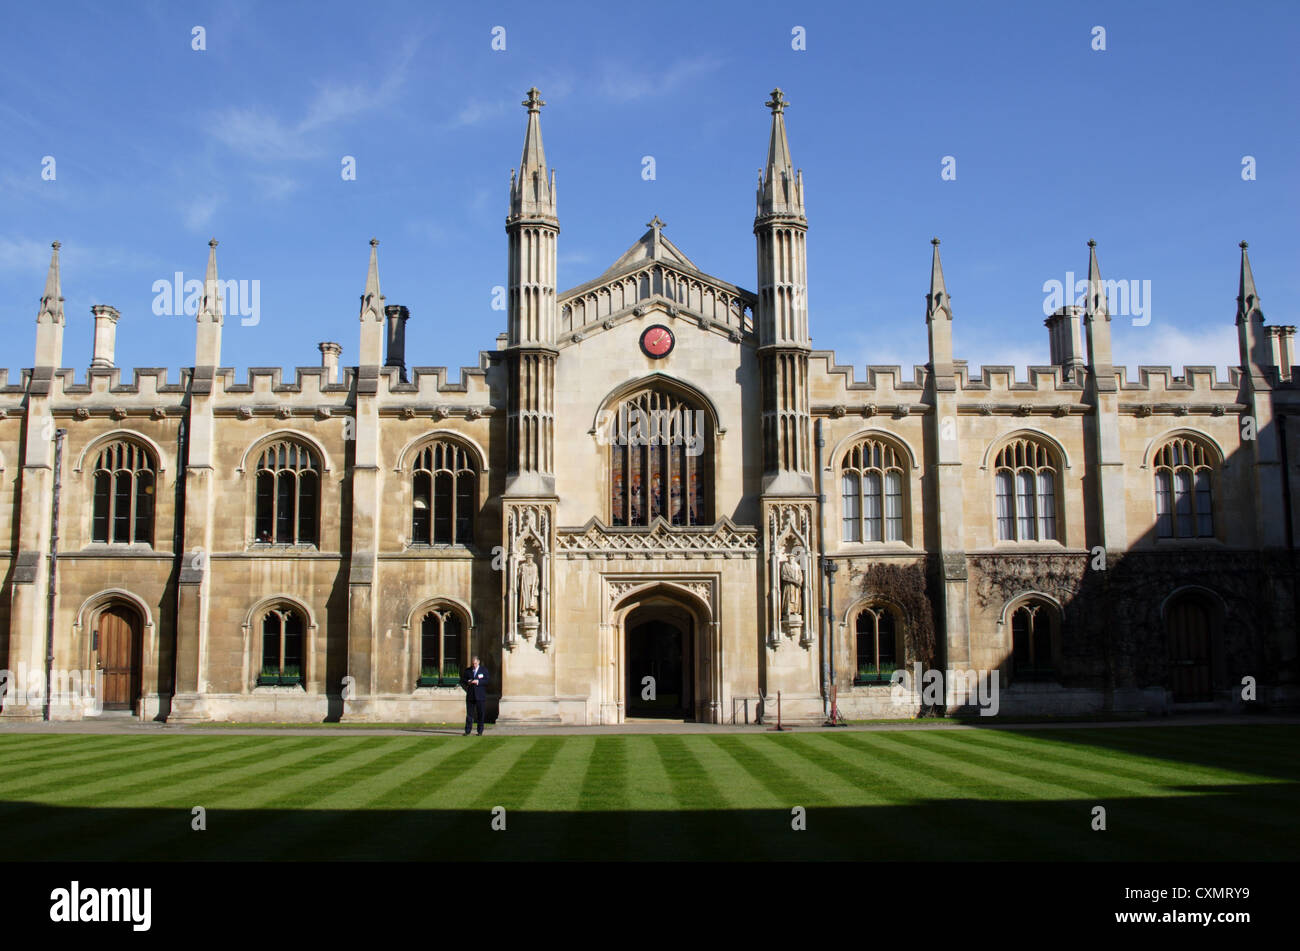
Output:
[{"left": 640, "top": 324, "right": 675, "bottom": 358}]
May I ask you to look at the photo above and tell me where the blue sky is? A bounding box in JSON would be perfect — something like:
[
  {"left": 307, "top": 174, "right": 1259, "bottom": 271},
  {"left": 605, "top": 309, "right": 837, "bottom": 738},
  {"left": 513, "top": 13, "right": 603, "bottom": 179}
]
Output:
[{"left": 1, "top": 0, "right": 1296, "bottom": 383}]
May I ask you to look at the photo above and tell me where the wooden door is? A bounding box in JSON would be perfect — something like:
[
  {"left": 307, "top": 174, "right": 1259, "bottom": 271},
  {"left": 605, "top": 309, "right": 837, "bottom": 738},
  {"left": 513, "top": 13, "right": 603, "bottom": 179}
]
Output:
[
  {"left": 98, "top": 606, "right": 141, "bottom": 711},
  {"left": 1167, "top": 597, "right": 1212, "bottom": 702}
]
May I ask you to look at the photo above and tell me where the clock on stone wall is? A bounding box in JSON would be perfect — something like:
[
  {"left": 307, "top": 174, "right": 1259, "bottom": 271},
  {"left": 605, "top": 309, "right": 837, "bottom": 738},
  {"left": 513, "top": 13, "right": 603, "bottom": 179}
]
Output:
[{"left": 640, "top": 324, "right": 675, "bottom": 359}]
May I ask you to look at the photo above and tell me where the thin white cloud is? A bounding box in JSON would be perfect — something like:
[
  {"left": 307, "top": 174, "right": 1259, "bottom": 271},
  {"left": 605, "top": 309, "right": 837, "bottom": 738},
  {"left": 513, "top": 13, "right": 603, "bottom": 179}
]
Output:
[
  {"left": 206, "top": 36, "right": 419, "bottom": 161},
  {"left": 183, "top": 195, "right": 223, "bottom": 232},
  {"left": 1113, "top": 320, "right": 1238, "bottom": 377},
  {"left": 597, "top": 56, "right": 723, "bottom": 102}
]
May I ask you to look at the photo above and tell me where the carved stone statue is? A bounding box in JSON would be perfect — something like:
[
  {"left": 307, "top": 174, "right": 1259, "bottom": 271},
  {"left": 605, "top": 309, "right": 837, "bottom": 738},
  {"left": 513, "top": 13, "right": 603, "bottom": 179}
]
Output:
[
  {"left": 780, "top": 557, "right": 803, "bottom": 618},
  {"left": 519, "top": 554, "right": 540, "bottom": 618}
]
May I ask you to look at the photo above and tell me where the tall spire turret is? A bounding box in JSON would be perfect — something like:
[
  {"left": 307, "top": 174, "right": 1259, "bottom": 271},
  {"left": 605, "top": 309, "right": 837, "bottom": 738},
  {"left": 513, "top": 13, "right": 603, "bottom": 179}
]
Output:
[
  {"left": 359, "top": 238, "right": 385, "bottom": 367},
  {"left": 1083, "top": 239, "right": 1114, "bottom": 387},
  {"left": 34, "top": 241, "right": 65, "bottom": 368},
  {"left": 1236, "top": 241, "right": 1271, "bottom": 375},
  {"left": 504, "top": 87, "right": 558, "bottom": 496},
  {"left": 195, "top": 238, "right": 223, "bottom": 368},
  {"left": 754, "top": 88, "right": 812, "bottom": 493},
  {"left": 756, "top": 88, "right": 804, "bottom": 219},
  {"left": 926, "top": 239, "right": 955, "bottom": 387},
  {"left": 510, "top": 87, "right": 556, "bottom": 221}
]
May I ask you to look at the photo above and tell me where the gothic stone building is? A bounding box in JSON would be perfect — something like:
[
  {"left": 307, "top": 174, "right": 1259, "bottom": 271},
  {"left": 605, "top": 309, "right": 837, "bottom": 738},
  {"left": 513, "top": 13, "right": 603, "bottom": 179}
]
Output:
[{"left": 2, "top": 88, "right": 1297, "bottom": 724}]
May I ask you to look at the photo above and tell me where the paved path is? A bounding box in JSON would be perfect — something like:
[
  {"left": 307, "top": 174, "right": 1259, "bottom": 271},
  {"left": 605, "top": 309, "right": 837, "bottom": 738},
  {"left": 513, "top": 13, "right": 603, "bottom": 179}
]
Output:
[{"left": 0, "top": 713, "right": 1294, "bottom": 738}]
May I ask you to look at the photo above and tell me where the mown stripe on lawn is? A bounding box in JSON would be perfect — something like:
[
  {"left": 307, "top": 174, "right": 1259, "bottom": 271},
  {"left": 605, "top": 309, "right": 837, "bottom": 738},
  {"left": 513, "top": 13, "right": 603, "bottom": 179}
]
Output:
[
  {"left": 347, "top": 738, "right": 536, "bottom": 860},
  {"left": 777, "top": 735, "right": 931, "bottom": 859},
  {"left": 700, "top": 735, "right": 849, "bottom": 860},
  {"left": 121, "top": 737, "right": 419, "bottom": 860},
  {"left": 0, "top": 737, "right": 233, "bottom": 797},
  {"left": 821, "top": 731, "right": 1084, "bottom": 859},
  {"left": 0, "top": 737, "right": 302, "bottom": 858}
]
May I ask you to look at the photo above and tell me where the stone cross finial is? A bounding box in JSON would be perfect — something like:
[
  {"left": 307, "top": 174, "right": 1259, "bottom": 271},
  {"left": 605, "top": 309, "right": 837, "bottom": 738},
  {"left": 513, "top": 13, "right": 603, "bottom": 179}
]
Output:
[
  {"left": 765, "top": 88, "right": 788, "bottom": 114},
  {"left": 646, "top": 215, "right": 666, "bottom": 234},
  {"left": 523, "top": 87, "right": 545, "bottom": 113}
]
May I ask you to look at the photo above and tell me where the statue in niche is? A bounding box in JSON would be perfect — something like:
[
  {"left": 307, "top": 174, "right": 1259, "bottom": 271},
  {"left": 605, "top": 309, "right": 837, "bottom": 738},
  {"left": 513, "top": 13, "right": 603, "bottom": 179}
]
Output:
[
  {"left": 518, "top": 553, "right": 540, "bottom": 636},
  {"left": 780, "top": 553, "right": 804, "bottom": 631}
]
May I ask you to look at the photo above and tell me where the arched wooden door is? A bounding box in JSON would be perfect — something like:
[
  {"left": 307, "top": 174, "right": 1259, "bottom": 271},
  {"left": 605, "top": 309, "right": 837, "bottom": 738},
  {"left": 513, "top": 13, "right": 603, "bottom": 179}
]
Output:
[
  {"left": 98, "top": 605, "right": 142, "bottom": 712},
  {"left": 1166, "top": 595, "right": 1213, "bottom": 702}
]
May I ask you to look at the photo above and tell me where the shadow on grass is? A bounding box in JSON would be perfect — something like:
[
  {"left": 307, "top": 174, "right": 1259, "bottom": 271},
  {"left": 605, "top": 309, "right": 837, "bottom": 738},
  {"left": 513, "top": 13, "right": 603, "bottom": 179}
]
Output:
[
  {"left": 4, "top": 785, "right": 1296, "bottom": 862},
  {"left": 970, "top": 723, "right": 1300, "bottom": 783}
]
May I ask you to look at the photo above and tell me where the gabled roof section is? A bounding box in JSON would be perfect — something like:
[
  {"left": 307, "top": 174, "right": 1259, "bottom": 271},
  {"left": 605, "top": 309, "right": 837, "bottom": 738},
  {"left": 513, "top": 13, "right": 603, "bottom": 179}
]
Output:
[
  {"left": 599, "top": 216, "right": 700, "bottom": 277},
  {"left": 556, "top": 217, "right": 757, "bottom": 348}
]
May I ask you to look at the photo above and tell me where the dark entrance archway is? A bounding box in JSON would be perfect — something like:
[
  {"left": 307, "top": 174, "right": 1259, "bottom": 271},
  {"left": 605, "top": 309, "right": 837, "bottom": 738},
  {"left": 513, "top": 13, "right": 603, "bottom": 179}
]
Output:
[{"left": 625, "top": 606, "right": 694, "bottom": 719}]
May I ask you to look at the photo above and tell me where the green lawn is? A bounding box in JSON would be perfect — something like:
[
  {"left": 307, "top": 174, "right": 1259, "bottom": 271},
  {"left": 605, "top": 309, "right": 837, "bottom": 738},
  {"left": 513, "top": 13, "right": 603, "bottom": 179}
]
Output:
[{"left": 1, "top": 725, "right": 1296, "bottom": 861}]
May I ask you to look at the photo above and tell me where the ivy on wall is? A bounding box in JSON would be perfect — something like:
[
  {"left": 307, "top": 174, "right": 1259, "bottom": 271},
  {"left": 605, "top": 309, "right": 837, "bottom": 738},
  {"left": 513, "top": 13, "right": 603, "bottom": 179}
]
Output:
[{"left": 848, "top": 561, "right": 938, "bottom": 670}]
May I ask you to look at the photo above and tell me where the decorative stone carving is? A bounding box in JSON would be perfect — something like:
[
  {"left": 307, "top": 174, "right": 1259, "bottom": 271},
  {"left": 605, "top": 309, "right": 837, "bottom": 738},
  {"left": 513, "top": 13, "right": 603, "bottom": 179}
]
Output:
[
  {"left": 830, "top": 404, "right": 846, "bottom": 419},
  {"left": 862, "top": 403, "right": 877, "bottom": 418},
  {"left": 1014, "top": 404, "right": 1032, "bottom": 417},
  {"left": 111, "top": 407, "right": 127, "bottom": 420},
  {"left": 433, "top": 406, "right": 449, "bottom": 421},
  {"left": 1212, "top": 405, "right": 1226, "bottom": 417},
  {"left": 557, "top": 517, "right": 758, "bottom": 558},
  {"left": 275, "top": 406, "right": 292, "bottom": 420},
  {"left": 1136, "top": 405, "right": 1153, "bottom": 418},
  {"left": 237, "top": 405, "right": 253, "bottom": 420},
  {"left": 1052, "top": 403, "right": 1069, "bottom": 417},
  {"left": 75, "top": 407, "right": 89, "bottom": 420},
  {"left": 151, "top": 407, "right": 168, "bottom": 420},
  {"left": 315, "top": 406, "right": 332, "bottom": 420},
  {"left": 505, "top": 503, "right": 553, "bottom": 650},
  {"left": 978, "top": 402, "right": 994, "bottom": 416},
  {"left": 466, "top": 406, "right": 483, "bottom": 421},
  {"left": 401, "top": 407, "right": 416, "bottom": 419}
]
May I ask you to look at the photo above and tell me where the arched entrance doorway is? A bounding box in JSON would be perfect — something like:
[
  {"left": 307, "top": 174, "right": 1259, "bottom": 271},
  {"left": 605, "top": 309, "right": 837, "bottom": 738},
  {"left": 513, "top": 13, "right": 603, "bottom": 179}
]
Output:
[
  {"left": 97, "top": 603, "right": 143, "bottom": 712},
  {"left": 1165, "top": 591, "right": 1219, "bottom": 702},
  {"left": 625, "top": 606, "right": 694, "bottom": 718}
]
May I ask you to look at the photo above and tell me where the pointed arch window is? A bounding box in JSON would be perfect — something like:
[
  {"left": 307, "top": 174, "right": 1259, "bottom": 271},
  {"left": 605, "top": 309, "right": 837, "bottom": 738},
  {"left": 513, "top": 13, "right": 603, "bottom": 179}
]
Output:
[
  {"left": 418, "top": 608, "right": 466, "bottom": 686},
  {"left": 258, "top": 606, "right": 304, "bottom": 686},
  {"left": 1153, "top": 437, "right": 1215, "bottom": 538},
  {"left": 411, "top": 440, "right": 477, "bottom": 546},
  {"left": 994, "top": 437, "right": 1059, "bottom": 542},
  {"left": 840, "top": 438, "right": 907, "bottom": 543},
  {"left": 254, "top": 441, "right": 319, "bottom": 546},
  {"left": 92, "top": 441, "right": 156, "bottom": 545},
  {"left": 607, "top": 387, "right": 712, "bottom": 527},
  {"left": 854, "top": 605, "right": 903, "bottom": 683}
]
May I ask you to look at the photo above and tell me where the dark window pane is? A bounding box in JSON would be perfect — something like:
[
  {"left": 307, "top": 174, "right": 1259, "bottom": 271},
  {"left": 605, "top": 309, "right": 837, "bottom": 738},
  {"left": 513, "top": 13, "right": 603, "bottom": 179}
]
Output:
[
  {"left": 877, "top": 612, "right": 896, "bottom": 669},
  {"left": 455, "top": 474, "right": 474, "bottom": 544},
  {"left": 297, "top": 471, "right": 318, "bottom": 546},
  {"left": 134, "top": 471, "right": 154, "bottom": 546},
  {"left": 282, "top": 613, "right": 303, "bottom": 678},
  {"left": 412, "top": 471, "right": 431, "bottom": 544},
  {"left": 256, "top": 471, "right": 274, "bottom": 543},
  {"left": 433, "top": 472, "right": 453, "bottom": 544},
  {"left": 420, "top": 615, "right": 439, "bottom": 673},
  {"left": 261, "top": 614, "right": 280, "bottom": 673},
  {"left": 93, "top": 470, "right": 111, "bottom": 543},
  {"left": 443, "top": 614, "right": 462, "bottom": 677},
  {"left": 113, "top": 471, "right": 132, "bottom": 543},
  {"left": 276, "top": 473, "right": 295, "bottom": 544}
]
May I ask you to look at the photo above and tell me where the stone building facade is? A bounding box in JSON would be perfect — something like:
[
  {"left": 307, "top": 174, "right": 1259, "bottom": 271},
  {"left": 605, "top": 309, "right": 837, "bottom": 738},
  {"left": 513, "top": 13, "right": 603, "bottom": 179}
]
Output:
[{"left": 2, "top": 88, "right": 1297, "bottom": 724}]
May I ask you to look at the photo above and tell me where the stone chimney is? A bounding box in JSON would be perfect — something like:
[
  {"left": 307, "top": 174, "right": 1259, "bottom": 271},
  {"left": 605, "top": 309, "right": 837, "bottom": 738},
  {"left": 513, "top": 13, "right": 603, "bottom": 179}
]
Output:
[
  {"left": 318, "top": 341, "right": 342, "bottom": 384},
  {"left": 385, "top": 304, "right": 409, "bottom": 381},
  {"left": 1045, "top": 304, "right": 1085, "bottom": 383},
  {"left": 1268, "top": 326, "right": 1296, "bottom": 382},
  {"left": 90, "top": 304, "right": 120, "bottom": 368}
]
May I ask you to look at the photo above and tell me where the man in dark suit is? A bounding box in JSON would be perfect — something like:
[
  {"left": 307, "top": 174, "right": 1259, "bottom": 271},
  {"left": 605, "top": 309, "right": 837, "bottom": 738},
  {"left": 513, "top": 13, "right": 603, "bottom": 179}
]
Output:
[{"left": 462, "top": 655, "right": 487, "bottom": 736}]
